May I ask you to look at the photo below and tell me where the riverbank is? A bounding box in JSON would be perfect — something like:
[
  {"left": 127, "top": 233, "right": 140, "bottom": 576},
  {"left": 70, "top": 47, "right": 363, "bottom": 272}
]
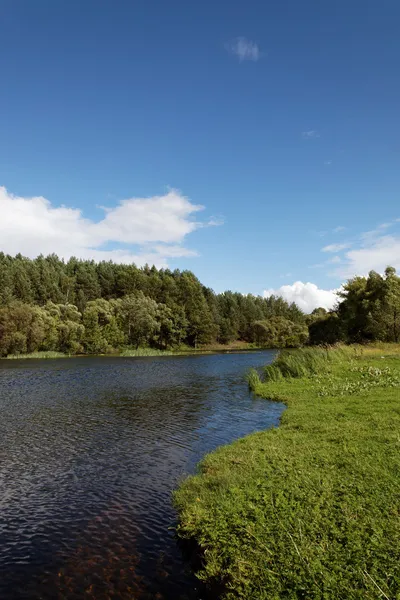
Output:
[
  {"left": 174, "top": 345, "right": 400, "bottom": 599},
  {"left": 2, "top": 341, "right": 267, "bottom": 360},
  {"left": 4, "top": 351, "right": 69, "bottom": 359}
]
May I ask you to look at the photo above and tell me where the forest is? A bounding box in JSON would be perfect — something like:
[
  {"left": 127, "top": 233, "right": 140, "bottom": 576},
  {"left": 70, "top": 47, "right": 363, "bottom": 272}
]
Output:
[{"left": 0, "top": 253, "right": 399, "bottom": 356}]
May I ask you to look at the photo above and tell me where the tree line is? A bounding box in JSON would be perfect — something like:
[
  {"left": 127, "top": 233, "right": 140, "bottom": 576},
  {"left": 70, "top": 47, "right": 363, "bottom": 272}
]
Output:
[
  {"left": 0, "top": 254, "right": 399, "bottom": 356},
  {"left": 0, "top": 253, "right": 307, "bottom": 356},
  {"left": 310, "top": 266, "right": 400, "bottom": 344}
]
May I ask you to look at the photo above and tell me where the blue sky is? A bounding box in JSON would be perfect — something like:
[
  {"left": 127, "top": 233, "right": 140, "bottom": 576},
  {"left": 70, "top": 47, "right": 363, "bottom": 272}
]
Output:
[{"left": 1, "top": 0, "right": 399, "bottom": 310}]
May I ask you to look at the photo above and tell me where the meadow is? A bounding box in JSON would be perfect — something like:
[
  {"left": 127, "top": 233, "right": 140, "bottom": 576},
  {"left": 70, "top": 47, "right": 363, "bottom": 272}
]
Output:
[{"left": 174, "top": 345, "right": 400, "bottom": 599}]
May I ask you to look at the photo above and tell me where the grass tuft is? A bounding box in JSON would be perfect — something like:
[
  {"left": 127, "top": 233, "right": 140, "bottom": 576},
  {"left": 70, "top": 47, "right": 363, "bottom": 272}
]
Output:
[{"left": 246, "top": 368, "right": 261, "bottom": 391}]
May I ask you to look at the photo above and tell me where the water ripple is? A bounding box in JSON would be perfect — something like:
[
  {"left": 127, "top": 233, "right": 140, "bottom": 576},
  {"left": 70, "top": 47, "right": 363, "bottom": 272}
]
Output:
[{"left": 0, "top": 352, "right": 283, "bottom": 599}]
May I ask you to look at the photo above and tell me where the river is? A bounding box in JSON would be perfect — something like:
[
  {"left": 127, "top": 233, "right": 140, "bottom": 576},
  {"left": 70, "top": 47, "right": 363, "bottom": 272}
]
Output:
[{"left": 0, "top": 351, "right": 283, "bottom": 599}]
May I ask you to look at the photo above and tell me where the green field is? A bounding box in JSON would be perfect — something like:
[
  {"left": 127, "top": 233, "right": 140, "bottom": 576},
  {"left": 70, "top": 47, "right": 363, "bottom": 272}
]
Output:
[{"left": 174, "top": 345, "right": 400, "bottom": 599}]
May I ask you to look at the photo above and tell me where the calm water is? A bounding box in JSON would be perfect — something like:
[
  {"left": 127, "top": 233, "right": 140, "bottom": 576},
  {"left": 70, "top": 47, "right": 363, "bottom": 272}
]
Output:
[{"left": 0, "top": 351, "right": 283, "bottom": 600}]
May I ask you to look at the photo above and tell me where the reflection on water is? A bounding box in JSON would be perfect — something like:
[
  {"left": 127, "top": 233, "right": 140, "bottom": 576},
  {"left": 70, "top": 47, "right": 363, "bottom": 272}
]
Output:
[{"left": 0, "top": 352, "right": 283, "bottom": 599}]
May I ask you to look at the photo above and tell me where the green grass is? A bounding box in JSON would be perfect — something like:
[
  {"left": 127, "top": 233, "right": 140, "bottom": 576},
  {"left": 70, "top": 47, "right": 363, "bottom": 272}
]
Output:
[
  {"left": 119, "top": 347, "right": 175, "bottom": 357},
  {"left": 174, "top": 345, "right": 400, "bottom": 599},
  {"left": 4, "top": 351, "right": 68, "bottom": 359}
]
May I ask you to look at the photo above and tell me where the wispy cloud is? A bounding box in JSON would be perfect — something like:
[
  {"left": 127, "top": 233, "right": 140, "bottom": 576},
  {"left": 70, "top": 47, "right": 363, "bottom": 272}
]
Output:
[
  {"left": 302, "top": 130, "right": 320, "bottom": 139},
  {"left": 361, "top": 219, "right": 397, "bottom": 241},
  {"left": 324, "top": 160, "right": 332, "bottom": 165},
  {"left": 226, "top": 37, "right": 261, "bottom": 62},
  {"left": 207, "top": 215, "right": 225, "bottom": 227},
  {"left": 322, "top": 243, "right": 351, "bottom": 253},
  {"left": 333, "top": 226, "right": 346, "bottom": 233},
  {"left": 0, "top": 186, "right": 221, "bottom": 268},
  {"left": 326, "top": 218, "right": 400, "bottom": 279},
  {"left": 334, "top": 236, "right": 400, "bottom": 279},
  {"left": 327, "top": 255, "right": 342, "bottom": 264}
]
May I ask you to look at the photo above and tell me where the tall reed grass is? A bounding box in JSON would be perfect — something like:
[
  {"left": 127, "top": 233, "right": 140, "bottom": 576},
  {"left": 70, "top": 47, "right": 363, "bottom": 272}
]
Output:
[{"left": 263, "top": 345, "right": 355, "bottom": 381}]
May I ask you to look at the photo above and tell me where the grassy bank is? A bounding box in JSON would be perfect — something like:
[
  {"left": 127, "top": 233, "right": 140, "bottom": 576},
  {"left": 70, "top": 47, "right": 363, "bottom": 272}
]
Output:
[
  {"left": 4, "top": 351, "right": 68, "bottom": 359},
  {"left": 188, "top": 341, "right": 265, "bottom": 353},
  {"left": 119, "top": 348, "right": 175, "bottom": 357},
  {"left": 174, "top": 345, "right": 400, "bottom": 599},
  {"left": 2, "top": 341, "right": 269, "bottom": 360}
]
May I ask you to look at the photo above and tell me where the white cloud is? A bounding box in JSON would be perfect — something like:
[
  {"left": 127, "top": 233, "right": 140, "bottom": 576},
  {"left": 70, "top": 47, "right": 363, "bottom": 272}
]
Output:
[
  {"left": 333, "top": 225, "right": 346, "bottom": 233},
  {"left": 226, "top": 37, "right": 261, "bottom": 62},
  {"left": 0, "top": 186, "right": 218, "bottom": 268},
  {"left": 302, "top": 130, "right": 320, "bottom": 139},
  {"left": 325, "top": 219, "right": 400, "bottom": 279},
  {"left": 322, "top": 242, "right": 351, "bottom": 253},
  {"left": 335, "top": 235, "right": 400, "bottom": 279},
  {"left": 264, "top": 281, "right": 340, "bottom": 313}
]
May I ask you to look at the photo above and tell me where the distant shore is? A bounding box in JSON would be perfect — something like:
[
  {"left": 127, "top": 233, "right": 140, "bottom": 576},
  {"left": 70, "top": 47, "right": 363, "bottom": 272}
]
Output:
[{"left": 1, "top": 342, "right": 271, "bottom": 360}]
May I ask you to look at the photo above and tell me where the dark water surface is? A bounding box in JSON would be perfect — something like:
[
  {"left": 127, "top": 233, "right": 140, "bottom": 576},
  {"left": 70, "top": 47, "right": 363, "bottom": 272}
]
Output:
[{"left": 0, "top": 351, "right": 283, "bottom": 600}]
